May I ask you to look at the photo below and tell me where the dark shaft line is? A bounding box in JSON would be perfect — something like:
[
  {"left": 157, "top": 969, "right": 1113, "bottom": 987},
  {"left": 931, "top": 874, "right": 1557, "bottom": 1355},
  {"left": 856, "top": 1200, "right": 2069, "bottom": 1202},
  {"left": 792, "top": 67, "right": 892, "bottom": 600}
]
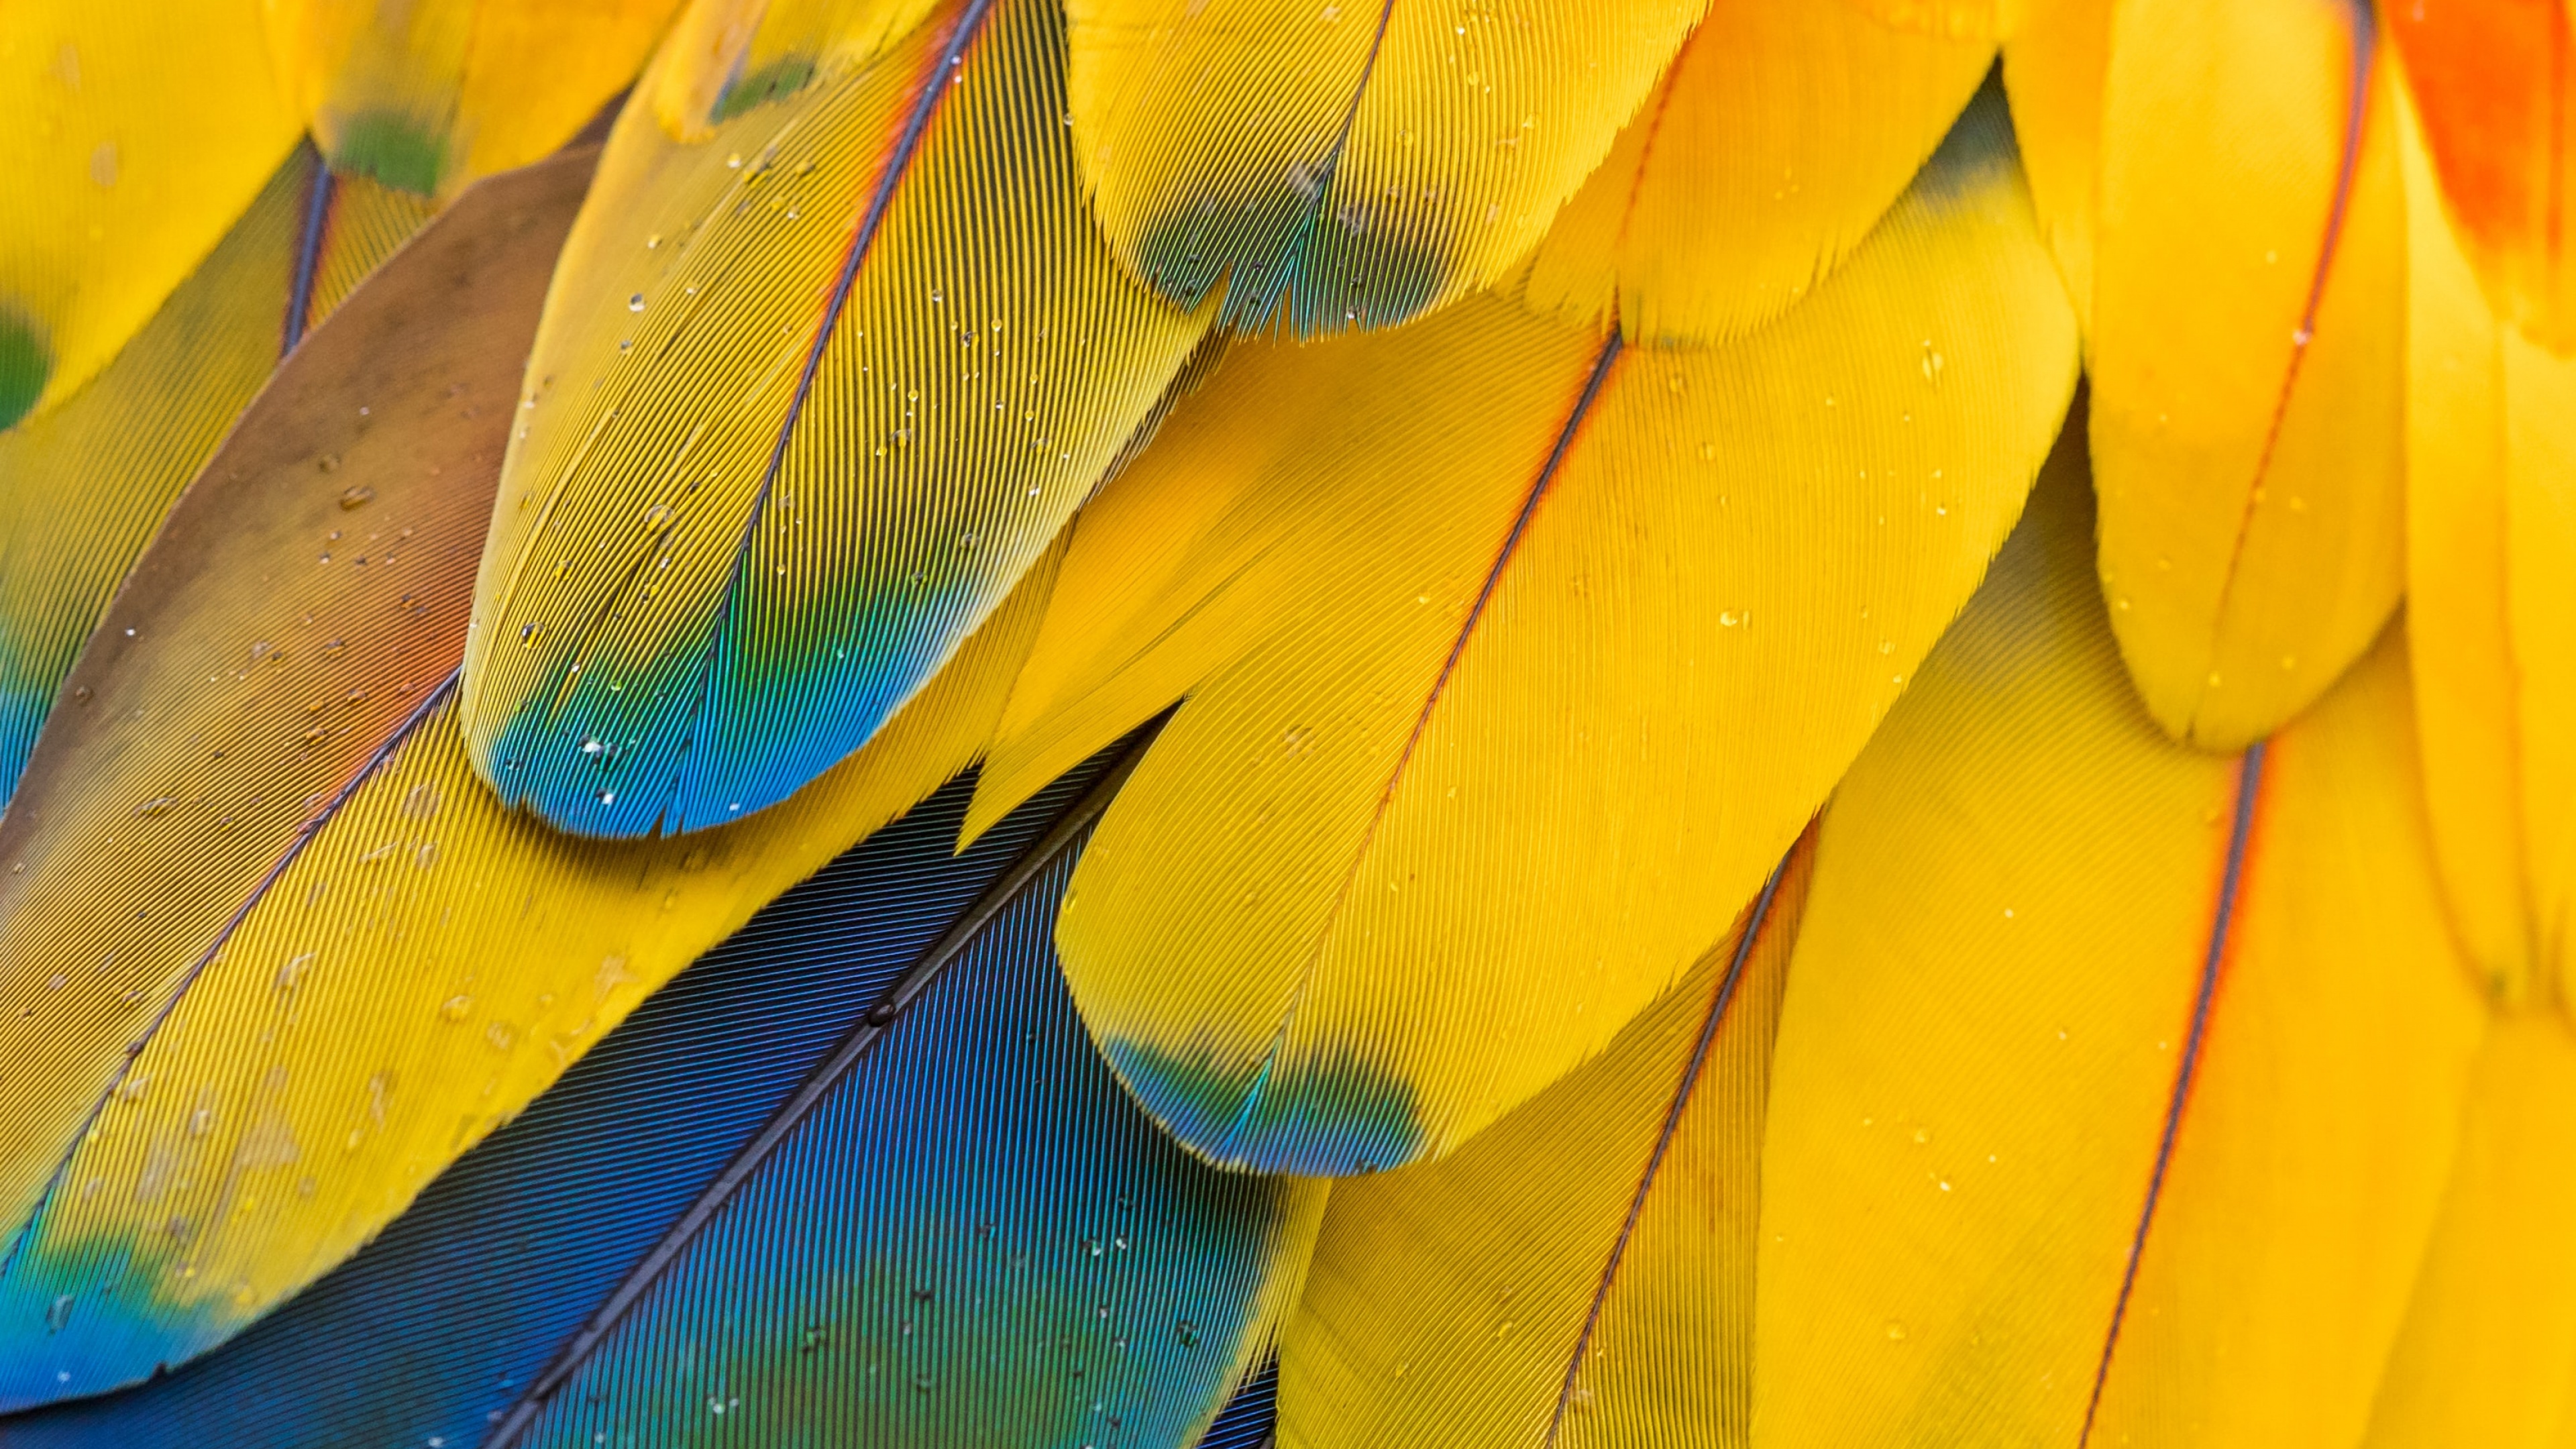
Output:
[
  {"left": 1211, "top": 332, "right": 1624, "bottom": 1162},
  {"left": 647, "top": 0, "right": 997, "bottom": 833},
  {"left": 484, "top": 724, "right": 1161, "bottom": 1445},
  {"left": 0, "top": 673, "right": 461, "bottom": 1286},
  {"left": 283, "top": 155, "right": 336, "bottom": 356},
  {"left": 2079, "top": 741, "right": 2268, "bottom": 1443},
  {"left": 1546, "top": 847, "right": 1795, "bottom": 1444}
]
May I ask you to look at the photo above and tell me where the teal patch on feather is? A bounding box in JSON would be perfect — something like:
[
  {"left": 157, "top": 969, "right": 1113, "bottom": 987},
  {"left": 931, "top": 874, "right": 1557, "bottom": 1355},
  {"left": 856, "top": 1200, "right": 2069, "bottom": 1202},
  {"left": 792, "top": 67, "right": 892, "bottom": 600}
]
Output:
[
  {"left": 1911, "top": 69, "right": 2018, "bottom": 210},
  {"left": 0, "top": 1218, "right": 220, "bottom": 1409},
  {"left": 715, "top": 54, "right": 820, "bottom": 121},
  {"left": 1105, "top": 1037, "right": 1426, "bottom": 1176},
  {"left": 0, "top": 311, "right": 51, "bottom": 432},
  {"left": 1136, "top": 186, "right": 1446, "bottom": 335},
  {"left": 331, "top": 109, "right": 448, "bottom": 196}
]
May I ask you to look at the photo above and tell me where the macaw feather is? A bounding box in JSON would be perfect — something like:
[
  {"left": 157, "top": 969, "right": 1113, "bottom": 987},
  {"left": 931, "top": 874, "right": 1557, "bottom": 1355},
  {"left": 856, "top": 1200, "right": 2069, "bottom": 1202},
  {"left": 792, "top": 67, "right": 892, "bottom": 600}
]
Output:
[
  {"left": 460, "top": 0, "right": 1212, "bottom": 839},
  {"left": 0, "top": 757, "right": 1322, "bottom": 1449},
  {"left": 973, "top": 85, "right": 2074, "bottom": 1176}
]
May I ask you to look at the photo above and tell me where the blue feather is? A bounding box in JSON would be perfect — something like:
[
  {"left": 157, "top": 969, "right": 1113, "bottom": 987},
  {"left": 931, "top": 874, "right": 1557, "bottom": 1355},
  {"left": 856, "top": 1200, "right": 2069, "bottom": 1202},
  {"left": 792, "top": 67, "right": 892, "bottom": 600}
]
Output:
[{"left": 0, "top": 749, "right": 1314, "bottom": 1446}]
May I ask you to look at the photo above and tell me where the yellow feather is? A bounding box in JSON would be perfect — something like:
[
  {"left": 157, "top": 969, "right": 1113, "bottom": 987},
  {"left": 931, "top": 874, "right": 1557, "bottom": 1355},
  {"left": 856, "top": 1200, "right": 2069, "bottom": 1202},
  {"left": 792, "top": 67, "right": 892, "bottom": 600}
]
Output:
[
  {"left": 2398, "top": 75, "right": 2561, "bottom": 1006},
  {"left": 973, "top": 90, "right": 2074, "bottom": 1174},
  {"left": 1064, "top": 0, "right": 1704, "bottom": 331},
  {"left": 0, "top": 0, "right": 303, "bottom": 428},
  {"left": 1754, "top": 443, "right": 2481, "bottom": 1445},
  {"left": 460, "top": 0, "right": 1211, "bottom": 837},
  {"left": 0, "top": 152, "right": 1054, "bottom": 1399},
  {"left": 2074, "top": 0, "right": 2407, "bottom": 748},
  {"left": 261, "top": 0, "right": 682, "bottom": 197},
  {"left": 2360, "top": 1016, "right": 2576, "bottom": 1448},
  {"left": 1997, "top": 0, "right": 2106, "bottom": 324},
  {"left": 1524, "top": 0, "right": 1993, "bottom": 344},
  {"left": 1279, "top": 837, "right": 1810, "bottom": 1448},
  {"left": 1849, "top": 0, "right": 2027, "bottom": 43},
  {"left": 0, "top": 151, "right": 433, "bottom": 806}
]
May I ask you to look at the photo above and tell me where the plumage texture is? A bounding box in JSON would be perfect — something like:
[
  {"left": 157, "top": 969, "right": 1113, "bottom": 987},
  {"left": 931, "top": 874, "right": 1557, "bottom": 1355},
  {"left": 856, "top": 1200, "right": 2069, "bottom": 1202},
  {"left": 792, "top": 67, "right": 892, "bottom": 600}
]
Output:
[
  {"left": 461, "top": 0, "right": 1211, "bottom": 838},
  {"left": 2013, "top": 0, "right": 2407, "bottom": 749},
  {"left": 1523, "top": 0, "right": 1994, "bottom": 344},
  {"left": 2359, "top": 1016, "right": 2576, "bottom": 1446},
  {"left": 2400, "top": 78, "right": 2576, "bottom": 1008},
  {"left": 1279, "top": 841, "right": 1809, "bottom": 1448},
  {"left": 0, "top": 0, "right": 303, "bottom": 431},
  {"left": 971, "top": 85, "right": 2074, "bottom": 1175},
  {"left": 0, "top": 153, "right": 1058, "bottom": 1405},
  {"left": 1753, "top": 433, "right": 2482, "bottom": 1445},
  {"left": 0, "top": 148, "right": 433, "bottom": 810},
  {"left": 262, "top": 0, "right": 683, "bottom": 197},
  {"left": 0, "top": 762, "right": 1320, "bottom": 1449},
  {"left": 1064, "top": 0, "right": 1703, "bottom": 332},
  {"left": 2386, "top": 0, "right": 2576, "bottom": 355}
]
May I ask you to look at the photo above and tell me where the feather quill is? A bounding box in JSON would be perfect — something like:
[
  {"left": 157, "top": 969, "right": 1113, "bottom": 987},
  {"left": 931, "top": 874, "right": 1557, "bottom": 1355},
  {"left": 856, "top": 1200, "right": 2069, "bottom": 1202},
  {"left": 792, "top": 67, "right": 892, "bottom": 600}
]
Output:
[
  {"left": 0, "top": 759, "right": 1320, "bottom": 1448},
  {"left": 1065, "top": 0, "right": 1705, "bottom": 332},
  {"left": 0, "top": 150, "right": 1054, "bottom": 1405},
  {"left": 972, "top": 85, "right": 2074, "bottom": 1174},
  {"left": 1752, "top": 426, "right": 2482, "bottom": 1446},
  {"left": 2010, "top": 0, "right": 2407, "bottom": 748},
  {"left": 461, "top": 0, "right": 1211, "bottom": 839}
]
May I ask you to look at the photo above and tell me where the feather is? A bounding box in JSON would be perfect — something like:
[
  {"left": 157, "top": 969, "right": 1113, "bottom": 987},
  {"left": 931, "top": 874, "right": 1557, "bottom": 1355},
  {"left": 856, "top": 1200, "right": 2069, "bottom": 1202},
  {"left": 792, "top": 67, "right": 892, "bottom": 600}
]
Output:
[
  {"left": 2028, "top": 0, "right": 2407, "bottom": 749},
  {"left": 1752, "top": 428, "right": 2483, "bottom": 1444},
  {"left": 1523, "top": 0, "right": 1994, "bottom": 345},
  {"left": 2385, "top": 0, "right": 2576, "bottom": 355},
  {"left": 971, "top": 85, "right": 2074, "bottom": 1174},
  {"left": 261, "top": 0, "right": 683, "bottom": 199},
  {"left": 459, "top": 0, "right": 1212, "bottom": 839},
  {"left": 1997, "top": 0, "right": 2109, "bottom": 321},
  {"left": 2398, "top": 76, "right": 2576, "bottom": 1008},
  {"left": 0, "top": 758, "right": 1322, "bottom": 1448},
  {"left": 1851, "top": 0, "right": 2026, "bottom": 42},
  {"left": 0, "top": 148, "right": 435, "bottom": 810},
  {"left": 1277, "top": 838, "right": 1809, "bottom": 1448},
  {"left": 2358, "top": 1016, "right": 2576, "bottom": 1448},
  {"left": 1063, "top": 0, "right": 1704, "bottom": 332},
  {"left": 0, "top": 150, "right": 1056, "bottom": 1406},
  {"left": 0, "top": 0, "right": 303, "bottom": 429}
]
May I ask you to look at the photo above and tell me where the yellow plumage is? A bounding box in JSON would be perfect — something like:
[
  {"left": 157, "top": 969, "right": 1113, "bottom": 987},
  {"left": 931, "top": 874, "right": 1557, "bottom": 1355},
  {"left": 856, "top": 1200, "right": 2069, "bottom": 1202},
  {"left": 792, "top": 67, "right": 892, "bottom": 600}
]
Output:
[
  {"left": 2361, "top": 1017, "right": 2576, "bottom": 1447},
  {"left": 974, "top": 87, "right": 2073, "bottom": 1174},
  {"left": 1754, "top": 435, "right": 2480, "bottom": 1446},
  {"left": 461, "top": 0, "right": 1210, "bottom": 836},
  {"left": 0, "top": 0, "right": 301, "bottom": 428},
  {"left": 1064, "top": 0, "right": 1703, "bottom": 329},
  {"left": 0, "top": 0, "right": 2550, "bottom": 1432},
  {"left": 2400, "top": 74, "right": 2576, "bottom": 1012},
  {"left": 1524, "top": 0, "right": 1994, "bottom": 344},
  {"left": 2014, "top": 0, "right": 2406, "bottom": 750},
  {"left": 1280, "top": 839, "right": 1809, "bottom": 1448},
  {"left": 0, "top": 152, "right": 1064, "bottom": 1394},
  {"left": 262, "top": 0, "right": 682, "bottom": 196}
]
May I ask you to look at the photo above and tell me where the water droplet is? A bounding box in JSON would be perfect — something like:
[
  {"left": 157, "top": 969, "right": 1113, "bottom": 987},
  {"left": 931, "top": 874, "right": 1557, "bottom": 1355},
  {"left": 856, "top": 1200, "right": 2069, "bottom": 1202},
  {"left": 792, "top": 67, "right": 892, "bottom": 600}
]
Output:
[
  {"left": 317, "top": 453, "right": 341, "bottom": 474},
  {"left": 1176, "top": 1320, "right": 1200, "bottom": 1347},
  {"left": 645, "top": 233, "right": 662, "bottom": 249},
  {"left": 629, "top": 294, "right": 646, "bottom": 312},
  {"left": 134, "top": 796, "right": 174, "bottom": 818},
  {"left": 440, "top": 995, "right": 474, "bottom": 1022},
  {"left": 338, "top": 486, "right": 374, "bottom": 510},
  {"left": 45, "top": 1295, "right": 73, "bottom": 1334},
  {"left": 595, "top": 790, "right": 616, "bottom": 806}
]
